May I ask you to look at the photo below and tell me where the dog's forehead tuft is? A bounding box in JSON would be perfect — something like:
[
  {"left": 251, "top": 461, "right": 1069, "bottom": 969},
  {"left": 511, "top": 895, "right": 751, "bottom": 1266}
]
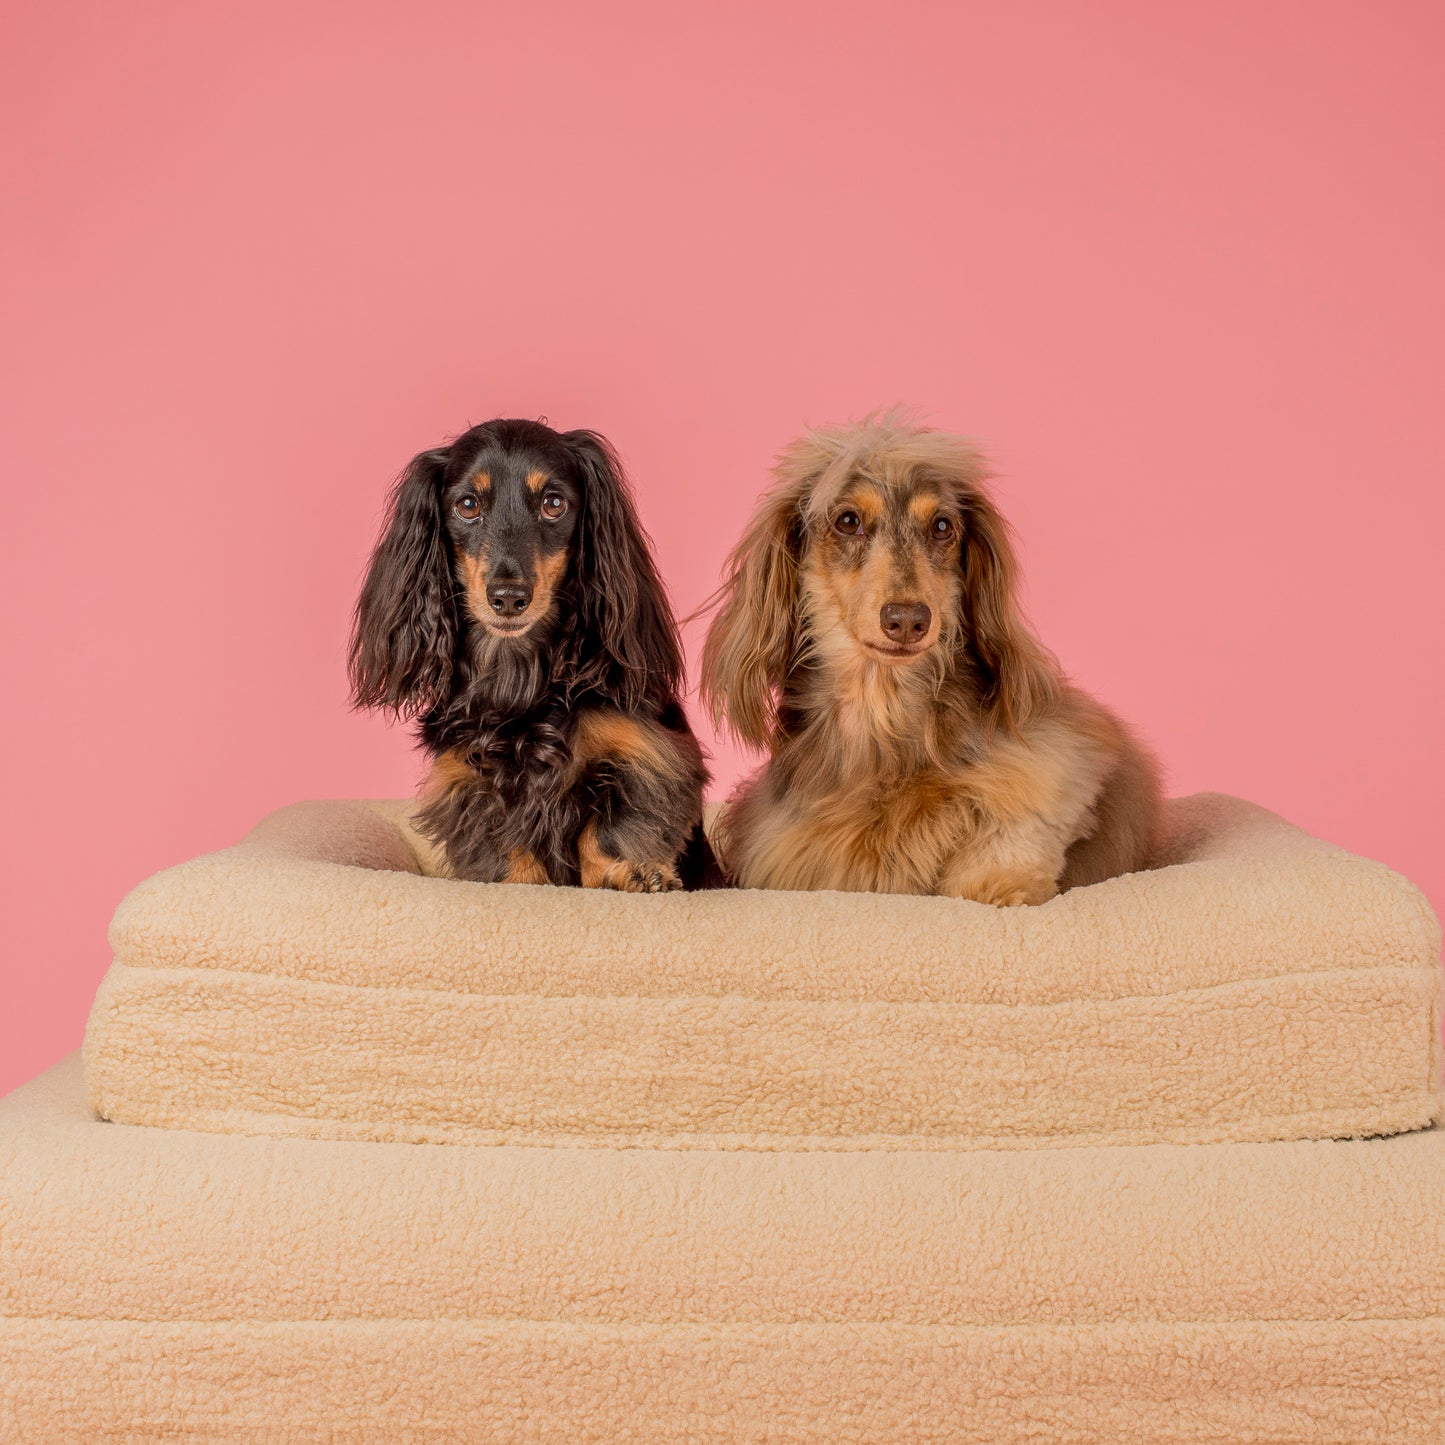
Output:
[
  {"left": 799, "top": 429, "right": 983, "bottom": 513},
  {"left": 792, "top": 418, "right": 990, "bottom": 514}
]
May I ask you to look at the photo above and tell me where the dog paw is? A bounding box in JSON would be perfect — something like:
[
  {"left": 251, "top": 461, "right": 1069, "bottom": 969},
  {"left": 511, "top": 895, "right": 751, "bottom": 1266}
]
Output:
[
  {"left": 613, "top": 861, "right": 683, "bottom": 894},
  {"left": 989, "top": 878, "right": 1057, "bottom": 907},
  {"left": 952, "top": 872, "right": 1059, "bottom": 907},
  {"left": 989, "top": 885, "right": 1053, "bottom": 907}
]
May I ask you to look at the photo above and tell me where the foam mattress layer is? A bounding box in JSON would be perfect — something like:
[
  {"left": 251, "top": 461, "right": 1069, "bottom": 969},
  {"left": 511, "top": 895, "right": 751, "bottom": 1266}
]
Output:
[{"left": 4, "top": 1057, "right": 1445, "bottom": 1442}]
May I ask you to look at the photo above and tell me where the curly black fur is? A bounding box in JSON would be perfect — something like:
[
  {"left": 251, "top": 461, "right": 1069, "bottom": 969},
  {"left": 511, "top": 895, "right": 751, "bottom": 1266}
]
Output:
[{"left": 350, "top": 418, "right": 719, "bottom": 890}]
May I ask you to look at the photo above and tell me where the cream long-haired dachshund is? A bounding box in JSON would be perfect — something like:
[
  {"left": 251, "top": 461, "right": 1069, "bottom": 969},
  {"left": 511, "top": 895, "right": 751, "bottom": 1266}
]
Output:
[{"left": 700, "top": 413, "right": 1162, "bottom": 904}]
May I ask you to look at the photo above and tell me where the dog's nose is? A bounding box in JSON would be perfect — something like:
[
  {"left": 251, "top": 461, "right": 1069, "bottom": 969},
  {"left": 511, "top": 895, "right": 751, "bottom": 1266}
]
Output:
[
  {"left": 880, "top": 601, "right": 931, "bottom": 644},
  {"left": 487, "top": 579, "right": 533, "bottom": 616}
]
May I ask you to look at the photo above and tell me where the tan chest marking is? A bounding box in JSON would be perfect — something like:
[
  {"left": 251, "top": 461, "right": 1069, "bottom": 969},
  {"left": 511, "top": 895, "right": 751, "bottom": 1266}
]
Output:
[{"left": 425, "top": 748, "right": 476, "bottom": 799}]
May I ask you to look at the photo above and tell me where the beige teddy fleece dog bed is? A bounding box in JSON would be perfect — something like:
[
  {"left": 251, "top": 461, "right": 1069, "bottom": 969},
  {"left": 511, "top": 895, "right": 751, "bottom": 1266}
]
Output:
[
  {"left": 5, "top": 1054, "right": 1445, "bottom": 1443},
  {"left": 84, "top": 792, "right": 1442, "bottom": 1149}
]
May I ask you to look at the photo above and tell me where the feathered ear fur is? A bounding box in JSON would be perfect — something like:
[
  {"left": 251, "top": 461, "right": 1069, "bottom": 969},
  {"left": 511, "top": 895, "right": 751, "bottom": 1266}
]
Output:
[
  {"left": 562, "top": 430, "right": 682, "bottom": 709},
  {"left": 956, "top": 483, "right": 1059, "bottom": 733},
  {"left": 699, "top": 442, "right": 822, "bottom": 750},
  {"left": 348, "top": 446, "right": 456, "bottom": 716}
]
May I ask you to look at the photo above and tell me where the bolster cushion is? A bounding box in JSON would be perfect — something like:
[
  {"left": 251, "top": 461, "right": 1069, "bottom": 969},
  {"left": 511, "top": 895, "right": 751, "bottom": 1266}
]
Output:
[{"left": 82, "top": 792, "right": 1443, "bottom": 1149}]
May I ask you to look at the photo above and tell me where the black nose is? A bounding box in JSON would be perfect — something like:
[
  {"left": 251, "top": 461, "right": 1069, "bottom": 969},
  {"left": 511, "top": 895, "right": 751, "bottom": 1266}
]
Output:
[
  {"left": 880, "top": 601, "right": 931, "bottom": 644},
  {"left": 487, "top": 579, "right": 533, "bottom": 616}
]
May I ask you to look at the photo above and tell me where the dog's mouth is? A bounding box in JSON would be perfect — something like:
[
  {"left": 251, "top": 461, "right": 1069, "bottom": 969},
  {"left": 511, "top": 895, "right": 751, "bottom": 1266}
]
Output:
[
  {"left": 482, "top": 617, "right": 539, "bottom": 640},
  {"left": 862, "top": 639, "right": 932, "bottom": 662}
]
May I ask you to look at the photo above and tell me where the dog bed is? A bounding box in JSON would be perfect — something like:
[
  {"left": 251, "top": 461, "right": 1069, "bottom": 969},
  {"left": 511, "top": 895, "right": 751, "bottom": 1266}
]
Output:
[
  {"left": 83, "top": 792, "right": 1442, "bottom": 1149},
  {"left": 5, "top": 1054, "right": 1445, "bottom": 1443}
]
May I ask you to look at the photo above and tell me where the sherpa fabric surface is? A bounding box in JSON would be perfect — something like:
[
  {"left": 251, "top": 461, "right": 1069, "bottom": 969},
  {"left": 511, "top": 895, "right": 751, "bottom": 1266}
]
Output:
[
  {"left": 5, "top": 1055, "right": 1445, "bottom": 1443},
  {"left": 83, "top": 793, "right": 1443, "bottom": 1149}
]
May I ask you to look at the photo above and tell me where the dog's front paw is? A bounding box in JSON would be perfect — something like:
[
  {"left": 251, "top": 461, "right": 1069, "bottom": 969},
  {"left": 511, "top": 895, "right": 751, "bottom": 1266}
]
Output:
[
  {"left": 611, "top": 861, "right": 683, "bottom": 894},
  {"left": 950, "top": 870, "right": 1059, "bottom": 907},
  {"left": 986, "top": 881, "right": 1057, "bottom": 907},
  {"left": 578, "top": 822, "right": 684, "bottom": 893}
]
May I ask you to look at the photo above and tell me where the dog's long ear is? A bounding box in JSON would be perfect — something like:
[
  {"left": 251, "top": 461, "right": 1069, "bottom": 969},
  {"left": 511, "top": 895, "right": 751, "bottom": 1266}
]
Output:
[
  {"left": 699, "top": 465, "right": 810, "bottom": 751},
  {"left": 349, "top": 446, "right": 456, "bottom": 716},
  {"left": 958, "top": 486, "right": 1058, "bottom": 733},
  {"left": 563, "top": 429, "right": 683, "bottom": 709}
]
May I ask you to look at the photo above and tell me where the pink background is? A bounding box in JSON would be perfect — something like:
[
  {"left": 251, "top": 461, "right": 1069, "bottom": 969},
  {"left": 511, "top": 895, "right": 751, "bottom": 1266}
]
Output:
[{"left": 2, "top": 2, "right": 1442, "bottom": 1095}]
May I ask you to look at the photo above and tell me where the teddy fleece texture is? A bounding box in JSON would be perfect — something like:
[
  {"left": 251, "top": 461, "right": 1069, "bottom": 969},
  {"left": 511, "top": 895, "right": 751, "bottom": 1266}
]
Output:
[
  {"left": 82, "top": 793, "right": 1443, "bottom": 1148},
  {"left": 4, "top": 1055, "right": 1445, "bottom": 1442}
]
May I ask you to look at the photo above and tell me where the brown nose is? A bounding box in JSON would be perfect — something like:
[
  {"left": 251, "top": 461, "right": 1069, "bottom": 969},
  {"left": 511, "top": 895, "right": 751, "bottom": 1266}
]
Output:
[{"left": 880, "top": 601, "right": 931, "bottom": 644}]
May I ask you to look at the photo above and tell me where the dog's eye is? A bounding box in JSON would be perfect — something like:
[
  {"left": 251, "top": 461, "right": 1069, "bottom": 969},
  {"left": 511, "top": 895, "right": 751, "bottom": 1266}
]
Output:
[
  {"left": 540, "top": 492, "right": 568, "bottom": 520},
  {"left": 454, "top": 495, "right": 480, "bottom": 520},
  {"left": 930, "top": 516, "right": 955, "bottom": 540},
  {"left": 833, "top": 510, "right": 862, "bottom": 536}
]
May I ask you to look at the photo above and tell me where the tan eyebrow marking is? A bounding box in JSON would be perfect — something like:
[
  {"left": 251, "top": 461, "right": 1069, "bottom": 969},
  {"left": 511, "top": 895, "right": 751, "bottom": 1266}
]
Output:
[
  {"left": 473, "top": 472, "right": 491, "bottom": 490},
  {"left": 526, "top": 470, "right": 547, "bottom": 493},
  {"left": 839, "top": 484, "right": 885, "bottom": 523}
]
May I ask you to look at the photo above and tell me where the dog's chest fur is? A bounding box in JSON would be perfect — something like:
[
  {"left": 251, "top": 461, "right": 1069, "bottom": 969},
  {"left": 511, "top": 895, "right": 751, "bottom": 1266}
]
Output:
[
  {"left": 727, "top": 705, "right": 1107, "bottom": 897},
  {"left": 747, "top": 767, "right": 968, "bottom": 894},
  {"left": 418, "top": 702, "right": 584, "bottom": 884}
]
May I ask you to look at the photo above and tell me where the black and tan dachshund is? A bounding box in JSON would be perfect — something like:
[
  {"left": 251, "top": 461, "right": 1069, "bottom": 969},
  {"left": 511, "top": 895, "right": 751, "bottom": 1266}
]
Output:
[{"left": 350, "top": 418, "right": 715, "bottom": 890}]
